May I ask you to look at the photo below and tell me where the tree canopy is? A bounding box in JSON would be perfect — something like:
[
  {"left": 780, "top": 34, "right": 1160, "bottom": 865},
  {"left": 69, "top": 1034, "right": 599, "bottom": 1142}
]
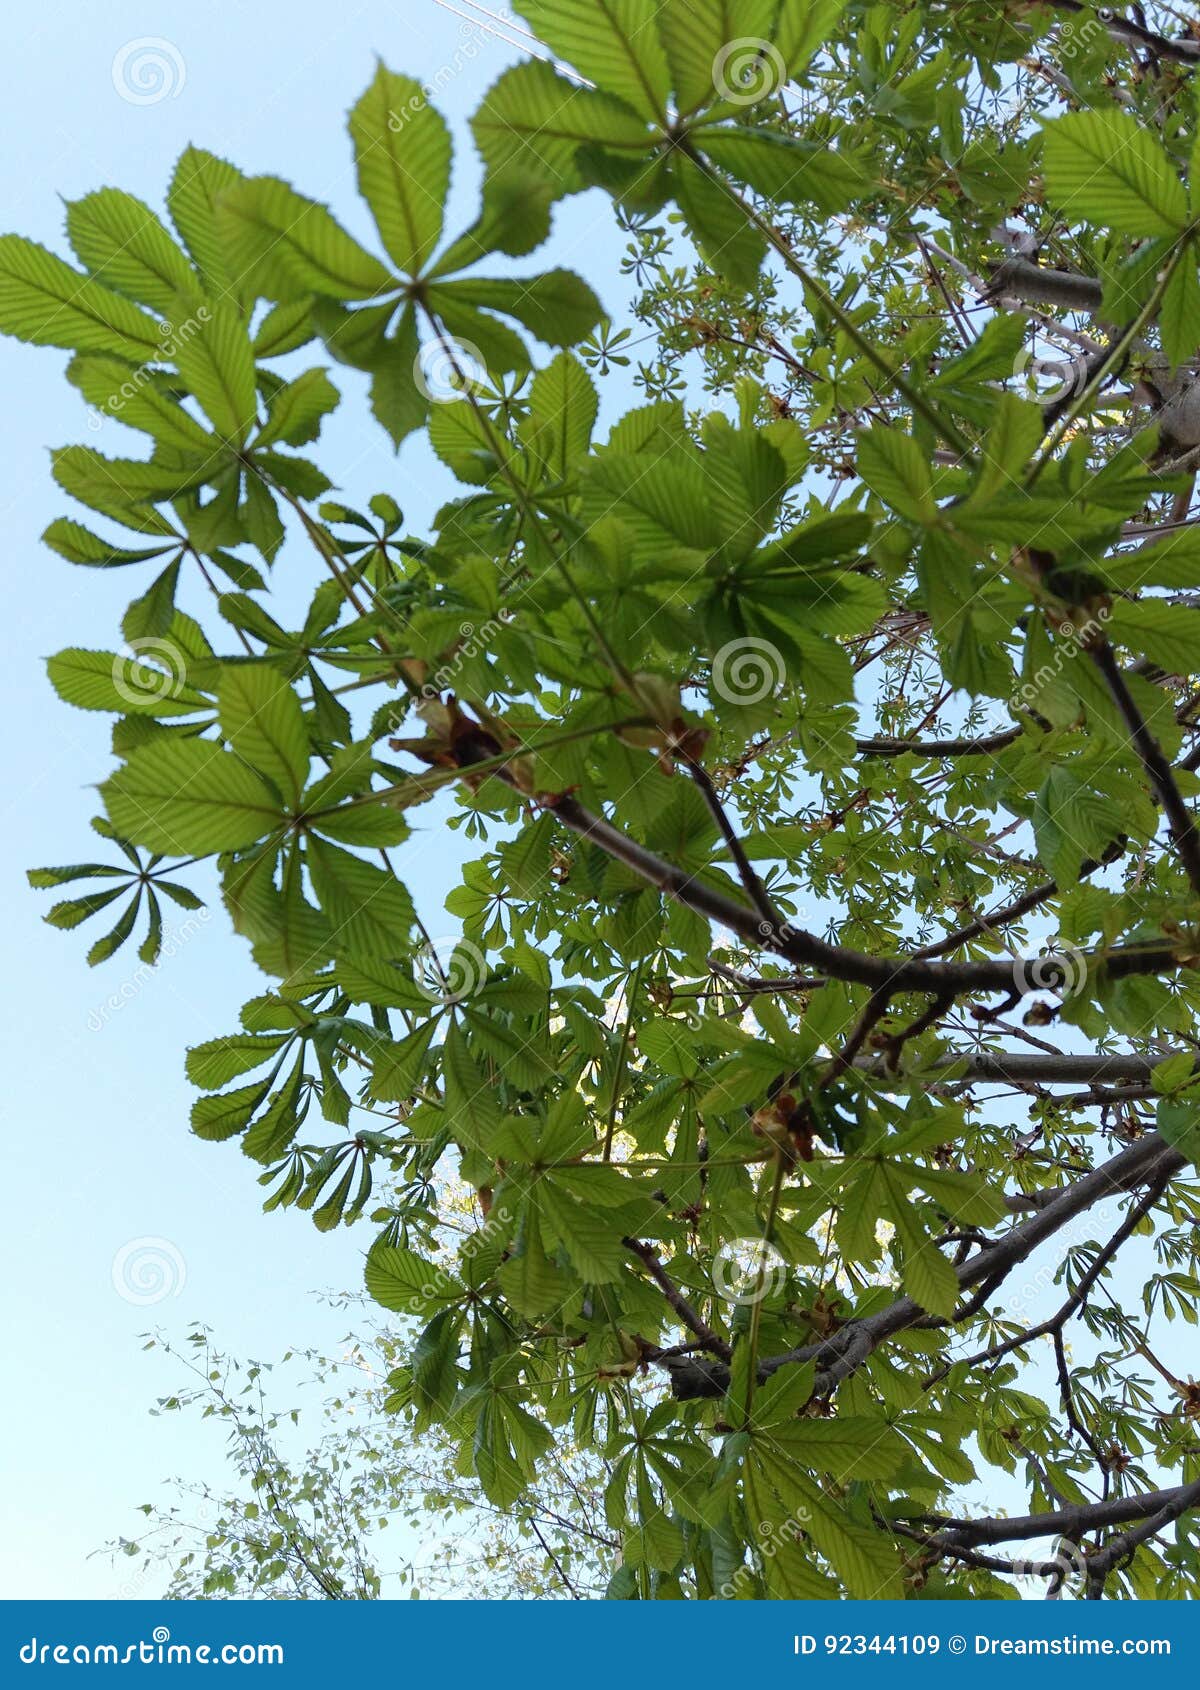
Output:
[{"left": 9, "top": 0, "right": 1200, "bottom": 1600}]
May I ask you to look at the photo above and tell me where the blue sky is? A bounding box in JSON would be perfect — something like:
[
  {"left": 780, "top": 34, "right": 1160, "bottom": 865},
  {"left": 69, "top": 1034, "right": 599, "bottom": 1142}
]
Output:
[{"left": 0, "top": 0, "right": 638, "bottom": 1599}]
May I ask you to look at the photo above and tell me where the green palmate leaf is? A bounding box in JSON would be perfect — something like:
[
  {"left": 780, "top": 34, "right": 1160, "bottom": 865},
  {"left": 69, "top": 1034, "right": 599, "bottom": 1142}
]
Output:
[
  {"left": 856, "top": 426, "right": 936, "bottom": 521},
  {"left": 432, "top": 168, "right": 557, "bottom": 274},
  {"left": 883, "top": 1166, "right": 959, "bottom": 1318},
  {"left": 0, "top": 235, "right": 165, "bottom": 359},
  {"left": 309, "top": 803, "right": 411, "bottom": 847},
  {"left": 41, "top": 518, "right": 173, "bottom": 569},
  {"left": 102, "top": 739, "right": 287, "bottom": 854},
  {"left": 191, "top": 1077, "right": 271, "bottom": 1141},
  {"left": 67, "top": 353, "right": 215, "bottom": 453},
  {"left": 441, "top": 1020, "right": 501, "bottom": 1154},
  {"left": 243, "top": 1053, "right": 307, "bottom": 1162},
  {"left": 1041, "top": 110, "right": 1189, "bottom": 237},
  {"left": 1157, "top": 1095, "right": 1200, "bottom": 1167},
  {"left": 583, "top": 448, "right": 724, "bottom": 554},
  {"left": 216, "top": 175, "right": 397, "bottom": 301},
  {"left": 51, "top": 445, "right": 208, "bottom": 519},
  {"left": 368, "top": 306, "right": 430, "bottom": 449},
  {"left": 764, "top": 1414, "right": 908, "bottom": 1483},
  {"left": 85, "top": 890, "right": 142, "bottom": 966},
  {"left": 774, "top": 0, "right": 847, "bottom": 80},
  {"left": 1109, "top": 529, "right": 1200, "bottom": 589},
  {"left": 117, "top": 555, "right": 179, "bottom": 639},
  {"left": 968, "top": 392, "right": 1045, "bottom": 505},
  {"left": 473, "top": 1395, "right": 552, "bottom": 1508},
  {"left": 435, "top": 270, "right": 604, "bottom": 348},
  {"left": 171, "top": 300, "right": 260, "bottom": 443},
  {"left": 428, "top": 395, "right": 505, "bottom": 484},
  {"left": 1161, "top": 242, "right": 1200, "bottom": 368},
  {"left": 218, "top": 666, "right": 310, "bottom": 803},
  {"left": 744, "top": 1439, "right": 902, "bottom": 1597},
  {"left": 65, "top": 189, "right": 200, "bottom": 316},
  {"left": 518, "top": 351, "right": 598, "bottom": 480},
  {"left": 304, "top": 838, "right": 416, "bottom": 956},
  {"left": 429, "top": 295, "right": 531, "bottom": 378},
  {"left": 516, "top": 0, "right": 671, "bottom": 123},
  {"left": 168, "top": 147, "right": 247, "bottom": 298},
  {"left": 255, "top": 367, "right": 340, "bottom": 447},
  {"left": 252, "top": 298, "right": 315, "bottom": 358},
  {"left": 1108, "top": 600, "right": 1200, "bottom": 674},
  {"left": 186, "top": 1032, "right": 291, "bottom": 1089},
  {"left": 671, "top": 154, "right": 766, "bottom": 288},
  {"left": 472, "top": 61, "right": 650, "bottom": 193},
  {"left": 46, "top": 648, "right": 208, "bottom": 716},
  {"left": 656, "top": 0, "right": 776, "bottom": 115},
  {"left": 365, "top": 1244, "right": 463, "bottom": 1314},
  {"left": 349, "top": 63, "right": 452, "bottom": 277},
  {"left": 44, "top": 886, "right": 128, "bottom": 929},
  {"left": 700, "top": 130, "right": 866, "bottom": 218},
  {"left": 539, "top": 1183, "right": 626, "bottom": 1281},
  {"left": 18, "top": 3, "right": 1200, "bottom": 1606}
]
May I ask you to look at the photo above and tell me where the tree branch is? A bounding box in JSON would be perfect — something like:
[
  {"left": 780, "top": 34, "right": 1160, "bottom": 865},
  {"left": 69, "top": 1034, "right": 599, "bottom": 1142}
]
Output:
[
  {"left": 547, "top": 792, "right": 1187, "bottom": 996},
  {"left": 1089, "top": 638, "right": 1200, "bottom": 899},
  {"left": 624, "top": 1237, "right": 732, "bottom": 1362},
  {"left": 661, "top": 1132, "right": 1185, "bottom": 1398}
]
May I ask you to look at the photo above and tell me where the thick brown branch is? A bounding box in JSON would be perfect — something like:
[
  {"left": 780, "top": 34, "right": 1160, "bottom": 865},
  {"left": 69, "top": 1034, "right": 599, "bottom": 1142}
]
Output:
[
  {"left": 855, "top": 729, "right": 1021, "bottom": 758},
  {"left": 1083, "top": 1477, "right": 1200, "bottom": 1597},
  {"left": 624, "top": 1238, "right": 732, "bottom": 1363},
  {"left": 929, "top": 1479, "right": 1200, "bottom": 1552},
  {"left": 662, "top": 1132, "right": 1185, "bottom": 1399},
  {"left": 857, "top": 1050, "right": 1189, "bottom": 1086},
  {"left": 548, "top": 793, "right": 1187, "bottom": 996},
  {"left": 1048, "top": 0, "right": 1200, "bottom": 65}
]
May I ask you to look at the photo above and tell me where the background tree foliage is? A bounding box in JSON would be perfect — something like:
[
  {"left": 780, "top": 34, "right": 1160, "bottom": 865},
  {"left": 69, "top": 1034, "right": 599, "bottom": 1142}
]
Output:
[
  {"left": 116, "top": 1323, "right": 616, "bottom": 1600},
  {"left": 8, "top": 0, "right": 1200, "bottom": 1600}
]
